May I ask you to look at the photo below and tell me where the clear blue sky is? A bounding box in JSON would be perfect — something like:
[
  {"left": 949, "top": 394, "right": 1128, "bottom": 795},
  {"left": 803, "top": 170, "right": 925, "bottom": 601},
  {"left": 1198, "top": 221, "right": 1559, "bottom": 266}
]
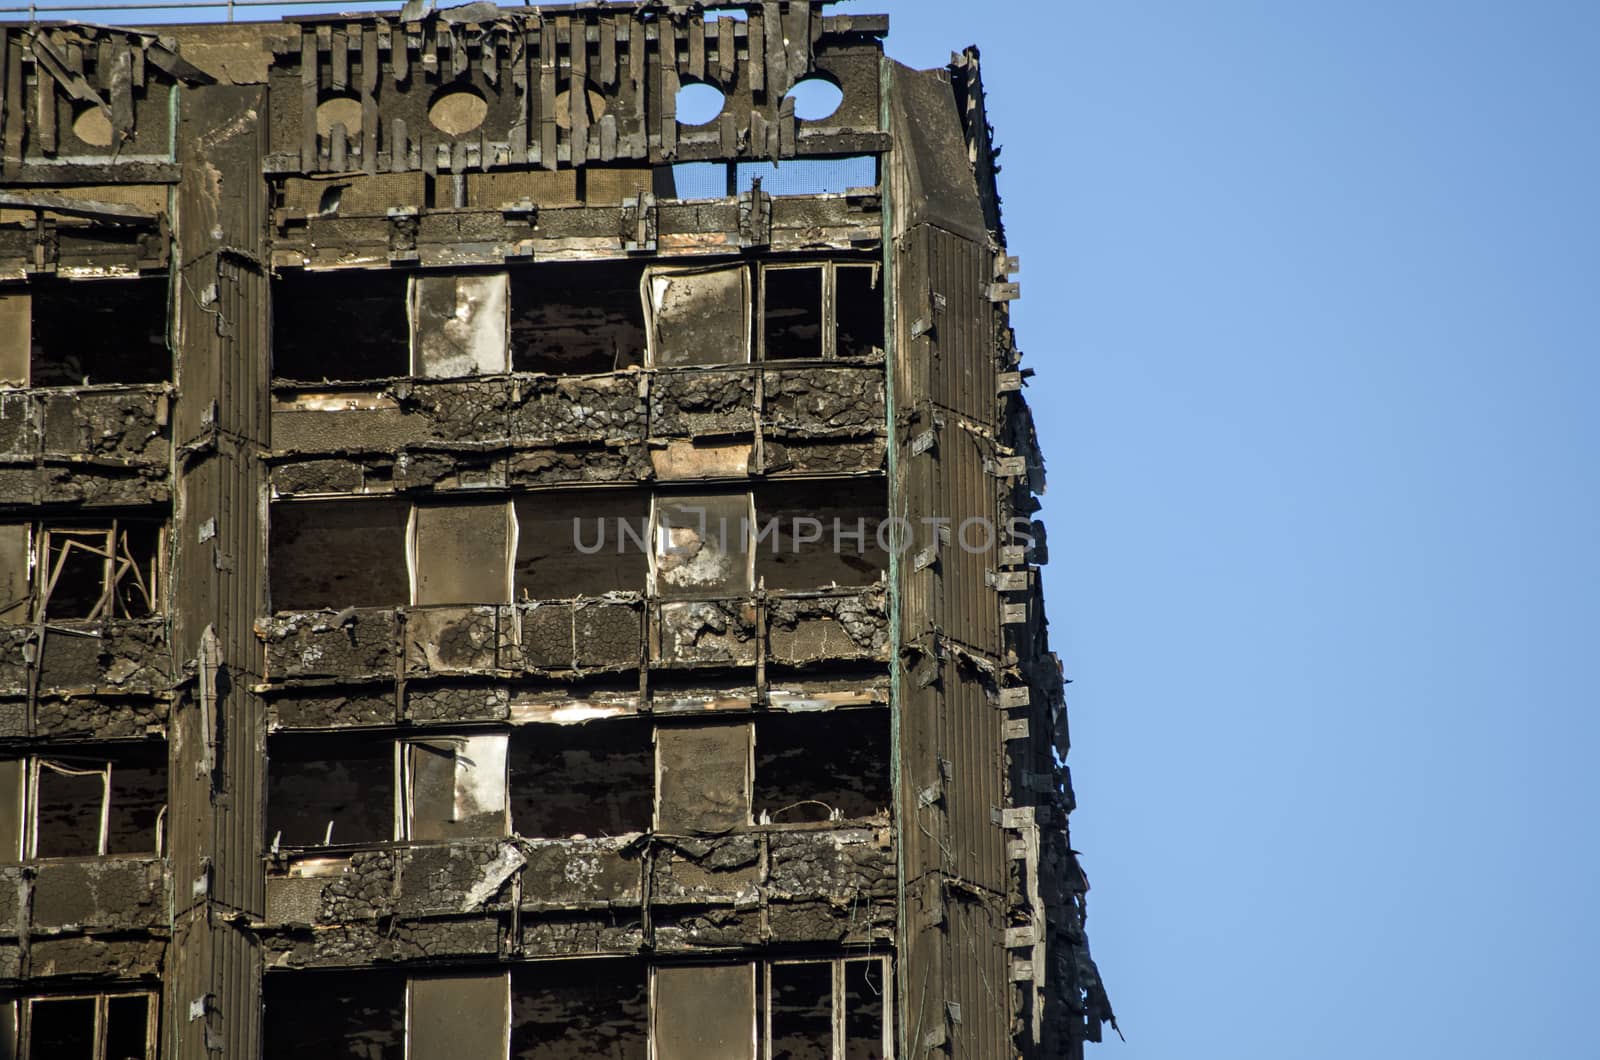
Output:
[{"left": 864, "top": 2, "right": 1600, "bottom": 1056}]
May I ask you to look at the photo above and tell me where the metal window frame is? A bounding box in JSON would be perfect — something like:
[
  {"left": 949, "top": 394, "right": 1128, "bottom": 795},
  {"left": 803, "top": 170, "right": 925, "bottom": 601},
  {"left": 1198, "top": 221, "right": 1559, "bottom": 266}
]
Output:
[
  {"left": 758, "top": 260, "right": 881, "bottom": 363},
  {"left": 647, "top": 490, "right": 757, "bottom": 598},
  {"left": 27, "top": 757, "right": 112, "bottom": 859},
  {"left": 649, "top": 961, "right": 759, "bottom": 1060},
  {"left": 21, "top": 990, "right": 157, "bottom": 1060},
  {"left": 397, "top": 733, "right": 510, "bottom": 842},
  {"left": 640, "top": 262, "right": 753, "bottom": 368},
  {"left": 403, "top": 969, "right": 512, "bottom": 1060},
  {"left": 31, "top": 519, "right": 160, "bottom": 623},
  {"left": 761, "top": 955, "right": 894, "bottom": 1060}
]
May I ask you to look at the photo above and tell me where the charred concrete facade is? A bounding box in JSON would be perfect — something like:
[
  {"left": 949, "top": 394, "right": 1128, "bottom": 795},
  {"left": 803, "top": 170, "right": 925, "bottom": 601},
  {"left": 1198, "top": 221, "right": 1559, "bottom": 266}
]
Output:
[{"left": 0, "top": 4, "right": 1111, "bottom": 1058}]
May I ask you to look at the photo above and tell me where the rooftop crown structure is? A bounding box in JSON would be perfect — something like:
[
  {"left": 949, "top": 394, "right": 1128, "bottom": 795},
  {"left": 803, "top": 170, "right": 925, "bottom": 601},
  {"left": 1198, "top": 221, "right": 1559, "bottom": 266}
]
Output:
[{"left": 0, "top": 3, "right": 1112, "bottom": 1057}]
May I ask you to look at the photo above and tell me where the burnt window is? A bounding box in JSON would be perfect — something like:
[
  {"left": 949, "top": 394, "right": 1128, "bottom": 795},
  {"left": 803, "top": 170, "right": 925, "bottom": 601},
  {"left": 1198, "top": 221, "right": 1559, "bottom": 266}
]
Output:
[
  {"left": 653, "top": 493, "right": 753, "bottom": 599},
  {"left": 754, "top": 710, "right": 891, "bottom": 825},
  {"left": 769, "top": 961, "right": 832, "bottom": 1060},
  {"left": 273, "top": 269, "right": 409, "bottom": 383},
  {"left": 401, "top": 734, "right": 508, "bottom": 841},
  {"left": 412, "top": 500, "right": 512, "bottom": 605},
  {"left": 644, "top": 264, "right": 750, "bottom": 366},
  {"left": 655, "top": 722, "right": 751, "bottom": 835},
  {"left": 513, "top": 958, "right": 647, "bottom": 1059},
  {"left": 410, "top": 273, "right": 509, "bottom": 378},
  {"left": 267, "top": 733, "right": 394, "bottom": 849},
  {"left": 754, "top": 480, "right": 888, "bottom": 591},
  {"left": 269, "top": 499, "right": 409, "bottom": 611},
  {"left": 511, "top": 260, "right": 648, "bottom": 373},
  {"left": 761, "top": 262, "right": 882, "bottom": 361},
  {"left": 3, "top": 518, "right": 163, "bottom": 623},
  {"left": 4, "top": 743, "right": 167, "bottom": 861},
  {"left": 653, "top": 964, "right": 756, "bottom": 1060},
  {"left": 3, "top": 277, "right": 170, "bottom": 389},
  {"left": 762, "top": 957, "right": 889, "bottom": 1059},
  {"left": 509, "top": 720, "right": 653, "bottom": 838},
  {"left": 25, "top": 992, "right": 156, "bottom": 1060},
  {"left": 264, "top": 970, "right": 405, "bottom": 1060},
  {"left": 514, "top": 490, "right": 651, "bottom": 601},
  {"left": 408, "top": 972, "right": 511, "bottom": 1059}
]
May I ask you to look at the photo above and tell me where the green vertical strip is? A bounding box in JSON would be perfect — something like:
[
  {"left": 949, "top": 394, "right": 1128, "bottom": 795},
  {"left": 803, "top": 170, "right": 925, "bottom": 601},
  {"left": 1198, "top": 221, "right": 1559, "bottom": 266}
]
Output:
[{"left": 879, "top": 51, "right": 909, "bottom": 1060}]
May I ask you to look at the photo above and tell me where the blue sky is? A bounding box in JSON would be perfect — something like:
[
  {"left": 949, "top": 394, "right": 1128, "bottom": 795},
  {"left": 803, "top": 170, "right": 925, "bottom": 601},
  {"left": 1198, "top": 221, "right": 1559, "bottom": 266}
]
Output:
[{"left": 862, "top": 2, "right": 1600, "bottom": 1056}]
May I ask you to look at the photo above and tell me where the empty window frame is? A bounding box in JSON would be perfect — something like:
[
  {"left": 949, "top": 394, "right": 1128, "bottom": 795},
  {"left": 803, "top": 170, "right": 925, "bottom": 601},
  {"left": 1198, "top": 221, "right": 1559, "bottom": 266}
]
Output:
[
  {"left": 266, "top": 733, "right": 395, "bottom": 850},
  {"left": 14, "top": 992, "right": 156, "bottom": 1060},
  {"left": 652, "top": 493, "right": 755, "bottom": 599},
  {"left": 652, "top": 964, "right": 757, "bottom": 1060},
  {"left": 753, "top": 710, "right": 892, "bottom": 825},
  {"left": 508, "top": 720, "right": 653, "bottom": 839},
  {"left": 766, "top": 957, "right": 891, "bottom": 1060},
  {"left": 753, "top": 481, "right": 888, "bottom": 591},
  {"left": 269, "top": 499, "right": 410, "bottom": 611},
  {"left": 263, "top": 970, "right": 406, "bottom": 1060},
  {"left": 408, "top": 972, "right": 511, "bottom": 1060},
  {"left": 761, "top": 262, "right": 882, "bottom": 362},
  {"left": 512, "top": 958, "right": 648, "bottom": 1059},
  {"left": 1, "top": 277, "right": 170, "bottom": 389},
  {"left": 510, "top": 260, "right": 648, "bottom": 374},
  {"left": 643, "top": 263, "right": 751, "bottom": 367},
  {"left": 401, "top": 734, "right": 509, "bottom": 841},
  {"left": 409, "top": 272, "right": 510, "bottom": 379},
  {"left": 655, "top": 722, "right": 752, "bottom": 835},
  {"left": 272, "top": 269, "right": 410, "bottom": 383},
  {"left": 0, "top": 745, "right": 167, "bottom": 861},
  {"left": 411, "top": 500, "right": 513, "bottom": 606},
  {"left": 8, "top": 518, "right": 163, "bottom": 622},
  {"left": 513, "top": 490, "right": 650, "bottom": 601}
]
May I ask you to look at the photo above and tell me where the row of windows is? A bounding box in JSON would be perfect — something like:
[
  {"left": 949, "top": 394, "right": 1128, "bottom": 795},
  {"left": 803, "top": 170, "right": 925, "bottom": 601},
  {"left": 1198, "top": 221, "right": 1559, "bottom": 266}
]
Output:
[
  {"left": 270, "top": 711, "right": 889, "bottom": 850},
  {"left": 270, "top": 482, "right": 886, "bottom": 612},
  {"left": 0, "top": 479, "right": 887, "bottom": 623},
  {"left": 275, "top": 258, "right": 882, "bottom": 382},
  {"left": 266, "top": 956, "right": 891, "bottom": 1060},
  {"left": 0, "top": 257, "right": 884, "bottom": 389},
  {"left": 0, "top": 710, "right": 887, "bottom": 861}
]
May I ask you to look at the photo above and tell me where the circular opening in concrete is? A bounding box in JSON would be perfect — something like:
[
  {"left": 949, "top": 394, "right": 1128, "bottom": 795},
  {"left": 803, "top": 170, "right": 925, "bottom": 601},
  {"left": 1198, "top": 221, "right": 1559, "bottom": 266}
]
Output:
[
  {"left": 675, "top": 81, "right": 726, "bottom": 127},
  {"left": 72, "top": 106, "right": 115, "bottom": 148},
  {"left": 786, "top": 76, "right": 843, "bottom": 122},
  {"left": 428, "top": 89, "right": 488, "bottom": 137},
  {"left": 554, "top": 84, "right": 609, "bottom": 130},
  {"left": 315, "top": 96, "right": 362, "bottom": 138}
]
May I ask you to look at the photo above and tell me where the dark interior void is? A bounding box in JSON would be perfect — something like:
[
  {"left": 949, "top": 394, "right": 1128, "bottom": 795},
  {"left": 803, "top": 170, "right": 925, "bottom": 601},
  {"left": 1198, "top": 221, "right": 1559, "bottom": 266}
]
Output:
[
  {"left": 264, "top": 970, "right": 405, "bottom": 1060},
  {"left": 754, "top": 710, "right": 890, "bottom": 824},
  {"left": 269, "top": 499, "right": 409, "bottom": 611},
  {"left": 763, "top": 266, "right": 823, "bottom": 360},
  {"left": 267, "top": 733, "right": 393, "bottom": 848},
  {"left": 771, "top": 961, "right": 832, "bottom": 1060},
  {"left": 834, "top": 264, "right": 883, "bottom": 358},
  {"left": 29, "top": 276, "right": 170, "bottom": 387},
  {"left": 32, "top": 742, "right": 166, "bottom": 859},
  {"left": 755, "top": 480, "right": 888, "bottom": 590},
  {"left": 28, "top": 996, "right": 96, "bottom": 1057},
  {"left": 272, "top": 269, "right": 408, "bottom": 383},
  {"left": 105, "top": 995, "right": 151, "bottom": 1060},
  {"left": 511, "top": 959, "right": 648, "bottom": 1059},
  {"left": 510, "top": 260, "right": 646, "bottom": 373},
  {"left": 514, "top": 491, "right": 650, "bottom": 600},
  {"left": 843, "top": 959, "right": 887, "bottom": 1059},
  {"left": 509, "top": 720, "right": 652, "bottom": 838},
  {"left": 38, "top": 519, "right": 162, "bottom": 621}
]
